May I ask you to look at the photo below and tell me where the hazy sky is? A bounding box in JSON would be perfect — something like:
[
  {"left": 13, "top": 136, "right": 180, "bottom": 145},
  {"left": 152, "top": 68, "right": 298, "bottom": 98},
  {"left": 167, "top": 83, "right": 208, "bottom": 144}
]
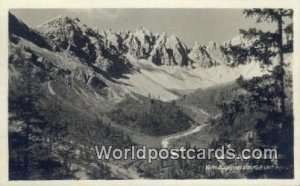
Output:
[{"left": 10, "top": 9, "right": 274, "bottom": 47}]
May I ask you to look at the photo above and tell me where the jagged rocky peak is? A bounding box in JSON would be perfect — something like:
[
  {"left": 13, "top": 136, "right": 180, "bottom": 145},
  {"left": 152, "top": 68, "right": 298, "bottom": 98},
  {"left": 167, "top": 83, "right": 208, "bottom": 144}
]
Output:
[
  {"left": 223, "top": 35, "right": 253, "bottom": 49},
  {"left": 205, "top": 40, "right": 228, "bottom": 65},
  {"left": 134, "top": 27, "right": 155, "bottom": 43},
  {"left": 36, "top": 14, "right": 95, "bottom": 45},
  {"left": 133, "top": 26, "right": 155, "bottom": 45},
  {"left": 122, "top": 26, "right": 156, "bottom": 59},
  {"left": 149, "top": 33, "right": 191, "bottom": 67},
  {"left": 35, "top": 15, "right": 131, "bottom": 76},
  {"left": 100, "top": 29, "right": 124, "bottom": 51},
  {"left": 37, "top": 15, "right": 82, "bottom": 30},
  {"left": 189, "top": 38, "right": 247, "bottom": 68},
  {"left": 189, "top": 42, "right": 216, "bottom": 68},
  {"left": 133, "top": 26, "right": 151, "bottom": 35},
  {"left": 36, "top": 15, "right": 100, "bottom": 63},
  {"left": 36, "top": 15, "right": 92, "bottom": 38},
  {"left": 207, "top": 40, "right": 220, "bottom": 50},
  {"left": 106, "top": 27, "right": 192, "bottom": 67},
  {"left": 35, "top": 14, "right": 193, "bottom": 67}
]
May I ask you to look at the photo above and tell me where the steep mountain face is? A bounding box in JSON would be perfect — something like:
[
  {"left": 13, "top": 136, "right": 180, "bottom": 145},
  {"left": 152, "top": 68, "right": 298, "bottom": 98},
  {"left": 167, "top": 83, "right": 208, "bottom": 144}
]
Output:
[
  {"left": 150, "top": 34, "right": 191, "bottom": 66},
  {"left": 37, "top": 15, "right": 131, "bottom": 77},
  {"left": 188, "top": 35, "right": 255, "bottom": 68},
  {"left": 188, "top": 42, "right": 216, "bottom": 68},
  {"left": 99, "top": 27, "right": 191, "bottom": 67},
  {"left": 9, "top": 13, "right": 265, "bottom": 102},
  {"left": 37, "top": 15, "right": 97, "bottom": 61},
  {"left": 206, "top": 41, "right": 229, "bottom": 64},
  {"left": 122, "top": 27, "right": 155, "bottom": 59},
  {"left": 189, "top": 41, "right": 235, "bottom": 67}
]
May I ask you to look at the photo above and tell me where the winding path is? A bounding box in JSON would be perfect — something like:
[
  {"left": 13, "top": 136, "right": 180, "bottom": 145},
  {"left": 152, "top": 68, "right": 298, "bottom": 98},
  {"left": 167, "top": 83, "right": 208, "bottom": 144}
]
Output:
[{"left": 161, "top": 124, "right": 208, "bottom": 148}]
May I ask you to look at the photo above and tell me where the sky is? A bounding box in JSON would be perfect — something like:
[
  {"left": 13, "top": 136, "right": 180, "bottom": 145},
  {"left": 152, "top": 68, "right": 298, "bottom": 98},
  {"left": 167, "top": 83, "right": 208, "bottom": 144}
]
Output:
[{"left": 10, "top": 9, "right": 274, "bottom": 47}]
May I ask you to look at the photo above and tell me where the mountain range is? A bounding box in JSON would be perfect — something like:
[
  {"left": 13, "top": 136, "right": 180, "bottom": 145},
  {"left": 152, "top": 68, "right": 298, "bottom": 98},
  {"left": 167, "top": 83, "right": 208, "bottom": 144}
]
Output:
[{"left": 9, "top": 13, "right": 264, "bottom": 105}]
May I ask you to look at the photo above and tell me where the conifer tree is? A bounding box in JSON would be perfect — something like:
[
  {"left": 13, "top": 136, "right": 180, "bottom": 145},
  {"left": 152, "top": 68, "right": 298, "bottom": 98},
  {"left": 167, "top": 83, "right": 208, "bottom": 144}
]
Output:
[
  {"left": 226, "top": 9, "right": 293, "bottom": 113},
  {"left": 9, "top": 48, "right": 46, "bottom": 179}
]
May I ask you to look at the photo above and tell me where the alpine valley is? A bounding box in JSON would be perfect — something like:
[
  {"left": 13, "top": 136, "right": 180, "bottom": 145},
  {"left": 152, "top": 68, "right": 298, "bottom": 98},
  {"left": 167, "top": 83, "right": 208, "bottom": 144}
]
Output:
[{"left": 8, "top": 12, "right": 293, "bottom": 180}]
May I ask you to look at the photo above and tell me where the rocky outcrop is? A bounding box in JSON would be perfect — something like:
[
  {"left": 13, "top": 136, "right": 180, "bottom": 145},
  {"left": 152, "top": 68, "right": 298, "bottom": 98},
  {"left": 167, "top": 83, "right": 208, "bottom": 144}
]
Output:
[
  {"left": 189, "top": 40, "right": 243, "bottom": 67},
  {"left": 149, "top": 34, "right": 191, "bottom": 66},
  {"left": 188, "top": 42, "right": 216, "bottom": 68},
  {"left": 37, "top": 15, "right": 130, "bottom": 77},
  {"left": 122, "top": 27, "right": 155, "bottom": 59},
  {"left": 101, "top": 27, "right": 192, "bottom": 67},
  {"left": 37, "top": 15, "right": 98, "bottom": 62},
  {"left": 206, "top": 41, "right": 228, "bottom": 65}
]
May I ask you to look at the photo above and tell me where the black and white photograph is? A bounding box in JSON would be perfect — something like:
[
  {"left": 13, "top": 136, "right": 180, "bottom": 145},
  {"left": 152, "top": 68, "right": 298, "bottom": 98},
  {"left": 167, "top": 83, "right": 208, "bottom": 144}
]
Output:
[{"left": 1, "top": 1, "right": 299, "bottom": 184}]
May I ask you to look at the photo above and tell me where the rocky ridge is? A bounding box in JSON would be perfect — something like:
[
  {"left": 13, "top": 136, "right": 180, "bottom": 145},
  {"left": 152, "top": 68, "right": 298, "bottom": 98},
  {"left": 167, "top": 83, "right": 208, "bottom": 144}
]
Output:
[{"left": 35, "top": 15, "right": 247, "bottom": 71}]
